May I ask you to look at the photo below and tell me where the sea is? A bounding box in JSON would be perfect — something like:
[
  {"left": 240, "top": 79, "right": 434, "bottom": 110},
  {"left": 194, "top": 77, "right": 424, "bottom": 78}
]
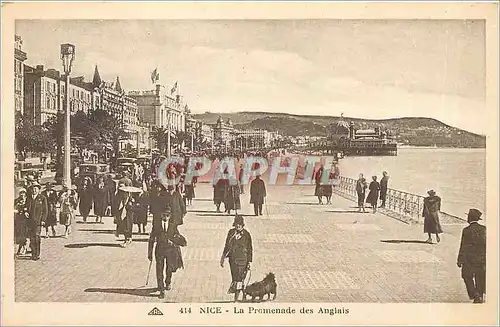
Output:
[
  {"left": 198, "top": 147, "right": 486, "bottom": 219},
  {"left": 335, "top": 147, "right": 486, "bottom": 219}
]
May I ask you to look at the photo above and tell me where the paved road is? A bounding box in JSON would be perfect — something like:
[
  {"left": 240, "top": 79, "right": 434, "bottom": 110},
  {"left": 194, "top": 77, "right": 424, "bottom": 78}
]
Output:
[{"left": 15, "top": 183, "right": 470, "bottom": 303}]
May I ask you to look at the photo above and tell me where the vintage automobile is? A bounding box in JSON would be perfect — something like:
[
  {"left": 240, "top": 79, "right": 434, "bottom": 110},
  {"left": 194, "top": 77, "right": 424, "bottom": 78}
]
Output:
[
  {"left": 115, "top": 157, "right": 137, "bottom": 167},
  {"left": 78, "top": 163, "right": 110, "bottom": 185}
]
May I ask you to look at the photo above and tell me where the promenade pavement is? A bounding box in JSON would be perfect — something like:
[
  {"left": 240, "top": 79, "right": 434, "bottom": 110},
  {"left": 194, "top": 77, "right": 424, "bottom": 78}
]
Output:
[{"left": 14, "top": 182, "right": 471, "bottom": 303}]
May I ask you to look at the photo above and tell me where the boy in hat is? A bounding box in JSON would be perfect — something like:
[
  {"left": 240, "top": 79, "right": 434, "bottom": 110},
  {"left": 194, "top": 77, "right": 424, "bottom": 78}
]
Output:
[
  {"left": 59, "top": 186, "right": 77, "bottom": 238},
  {"left": 457, "top": 208, "right": 486, "bottom": 303},
  {"left": 220, "top": 215, "right": 253, "bottom": 302},
  {"left": 27, "top": 182, "right": 48, "bottom": 260}
]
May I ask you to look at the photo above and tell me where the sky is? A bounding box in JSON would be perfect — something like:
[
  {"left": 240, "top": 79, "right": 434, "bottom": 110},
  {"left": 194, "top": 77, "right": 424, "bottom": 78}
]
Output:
[{"left": 16, "top": 20, "right": 486, "bottom": 134}]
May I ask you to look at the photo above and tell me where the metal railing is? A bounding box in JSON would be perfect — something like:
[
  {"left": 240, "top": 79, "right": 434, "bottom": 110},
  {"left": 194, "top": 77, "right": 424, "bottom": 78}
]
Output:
[{"left": 335, "top": 176, "right": 466, "bottom": 225}]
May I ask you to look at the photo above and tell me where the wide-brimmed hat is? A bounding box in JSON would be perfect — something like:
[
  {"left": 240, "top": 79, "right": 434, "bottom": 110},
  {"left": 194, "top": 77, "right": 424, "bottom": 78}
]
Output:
[
  {"left": 26, "top": 175, "right": 35, "bottom": 182},
  {"left": 427, "top": 189, "right": 436, "bottom": 196},
  {"left": 233, "top": 215, "right": 245, "bottom": 227},
  {"left": 18, "top": 187, "right": 27, "bottom": 194},
  {"left": 467, "top": 208, "right": 482, "bottom": 222}
]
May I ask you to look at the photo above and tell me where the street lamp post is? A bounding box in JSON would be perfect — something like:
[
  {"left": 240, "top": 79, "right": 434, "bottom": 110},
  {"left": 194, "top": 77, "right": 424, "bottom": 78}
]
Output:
[
  {"left": 60, "top": 43, "right": 75, "bottom": 189},
  {"left": 191, "top": 130, "right": 194, "bottom": 152},
  {"left": 165, "top": 110, "right": 171, "bottom": 157}
]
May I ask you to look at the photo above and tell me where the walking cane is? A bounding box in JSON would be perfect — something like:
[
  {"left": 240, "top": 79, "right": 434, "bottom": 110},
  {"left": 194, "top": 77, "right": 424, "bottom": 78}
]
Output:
[{"left": 145, "top": 260, "right": 153, "bottom": 286}]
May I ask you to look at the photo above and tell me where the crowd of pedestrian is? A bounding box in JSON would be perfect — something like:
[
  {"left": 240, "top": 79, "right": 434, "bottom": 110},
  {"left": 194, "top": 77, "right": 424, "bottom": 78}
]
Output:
[
  {"left": 13, "top": 154, "right": 486, "bottom": 304},
  {"left": 355, "top": 171, "right": 389, "bottom": 213}
]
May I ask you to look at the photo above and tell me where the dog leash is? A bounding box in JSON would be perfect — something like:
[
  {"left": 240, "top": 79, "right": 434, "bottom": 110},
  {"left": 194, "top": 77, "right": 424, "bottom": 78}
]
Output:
[{"left": 244, "top": 267, "right": 252, "bottom": 289}]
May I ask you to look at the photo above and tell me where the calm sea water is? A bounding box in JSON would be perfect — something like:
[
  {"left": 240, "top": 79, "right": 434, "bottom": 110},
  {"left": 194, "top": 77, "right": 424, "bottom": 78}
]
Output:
[{"left": 336, "top": 148, "right": 486, "bottom": 219}]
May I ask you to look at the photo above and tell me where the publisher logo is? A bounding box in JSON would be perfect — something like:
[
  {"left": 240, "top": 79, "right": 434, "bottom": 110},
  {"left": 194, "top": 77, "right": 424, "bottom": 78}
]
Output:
[{"left": 148, "top": 307, "right": 164, "bottom": 316}]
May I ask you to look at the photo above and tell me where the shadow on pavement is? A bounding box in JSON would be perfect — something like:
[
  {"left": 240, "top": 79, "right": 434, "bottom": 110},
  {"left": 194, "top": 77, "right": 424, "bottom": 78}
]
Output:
[
  {"left": 196, "top": 213, "right": 254, "bottom": 218},
  {"left": 84, "top": 287, "right": 159, "bottom": 298},
  {"left": 65, "top": 243, "right": 123, "bottom": 248},
  {"left": 189, "top": 210, "right": 215, "bottom": 213},
  {"left": 15, "top": 256, "right": 33, "bottom": 260},
  {"left": 196, "top": 213, "right": 233, "bottom": 217},
  {"left": 326, "top": 210, "right": 363, "bottom": 214},
  {"left": 78, "top": 229, "right": 116, "bottom": 234},
  {"left": 286, "top": 202, "right": 320, "bottom": 206},
  {"left": 381, "top": 240, "right": 432, "bottom": 244}
]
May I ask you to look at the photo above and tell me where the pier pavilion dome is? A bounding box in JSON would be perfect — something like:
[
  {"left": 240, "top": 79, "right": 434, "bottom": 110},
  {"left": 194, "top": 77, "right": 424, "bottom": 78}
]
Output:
[{"left": 328, "top": 120, "right": 350, "bottom": 136}]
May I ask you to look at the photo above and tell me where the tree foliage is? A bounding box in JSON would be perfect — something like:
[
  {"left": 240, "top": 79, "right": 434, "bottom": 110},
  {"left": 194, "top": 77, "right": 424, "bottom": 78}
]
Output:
[
  {"left": 42, "top": 109, "right": 129, "bottom": 159},
  {"left": 15, "top": 112, "right": 55, "bottom": 159},
  {"left": 150, "top": 126, "right": 168, "bottom": 153}
]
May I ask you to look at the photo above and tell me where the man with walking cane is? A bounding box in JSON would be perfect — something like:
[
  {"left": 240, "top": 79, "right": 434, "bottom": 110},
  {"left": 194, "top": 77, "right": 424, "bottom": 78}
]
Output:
[{"left": 148, "top": 188, "right": 186, "bottom": 299}]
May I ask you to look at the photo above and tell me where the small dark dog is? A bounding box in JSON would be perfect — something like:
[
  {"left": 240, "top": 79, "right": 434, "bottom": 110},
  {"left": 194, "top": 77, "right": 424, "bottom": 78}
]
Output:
[{"left": 243, "top": 272, "right": 277, "bottom": 302}]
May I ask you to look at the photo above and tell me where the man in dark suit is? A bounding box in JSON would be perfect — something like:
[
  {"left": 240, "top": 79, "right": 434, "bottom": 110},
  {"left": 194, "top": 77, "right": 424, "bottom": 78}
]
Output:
[
  {"left": 148, "top": 182, "right": 184, "bottom": 299},
  {"left": 457, "top": 208, "right": 486, "bottom": 303},
  {"left": 379, "top": 171, "right": 389, "bottom": 208},
  {"left": 250, "top": 174, "right": 266, "bottom": 216},
  {"left": 27, "top": 182, "right": 48, "bottom": 260}
]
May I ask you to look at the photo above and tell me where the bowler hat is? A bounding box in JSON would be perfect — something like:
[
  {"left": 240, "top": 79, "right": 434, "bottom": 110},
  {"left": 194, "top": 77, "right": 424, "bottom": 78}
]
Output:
[
  {"left": 233, "top": 215, "right": 245, "bottom": 227},
  {"left": 467, "top": 208, "right": 482, "bottom": 222},
  {"left": 30, "top": 182, "right": 42, "bottom": 189}
]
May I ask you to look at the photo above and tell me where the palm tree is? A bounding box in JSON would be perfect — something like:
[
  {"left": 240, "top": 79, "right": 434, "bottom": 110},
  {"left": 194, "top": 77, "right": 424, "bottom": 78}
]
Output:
[
  {"left": 172, "top": 130, "right": 190, "bottom": 150},
  {"left": 150, "top": 126, "right": 168, "bottom": 153}
]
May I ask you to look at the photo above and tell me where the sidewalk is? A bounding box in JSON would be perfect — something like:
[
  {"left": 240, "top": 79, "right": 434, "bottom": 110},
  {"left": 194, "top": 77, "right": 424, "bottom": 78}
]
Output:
[{"left": 14, "top": 183, "right": 470, "bottom": 303}]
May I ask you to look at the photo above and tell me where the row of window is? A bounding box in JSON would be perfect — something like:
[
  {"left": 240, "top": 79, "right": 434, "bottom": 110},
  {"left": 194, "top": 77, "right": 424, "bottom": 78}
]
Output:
[{"left": 43, "top": 80, "right": 93, "bottom": 102}]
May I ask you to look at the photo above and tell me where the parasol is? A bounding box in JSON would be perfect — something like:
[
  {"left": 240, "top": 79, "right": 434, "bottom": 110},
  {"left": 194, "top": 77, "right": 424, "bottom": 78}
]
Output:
[{"left": 118, "top": 186, "right": 143, "bottom": 193}]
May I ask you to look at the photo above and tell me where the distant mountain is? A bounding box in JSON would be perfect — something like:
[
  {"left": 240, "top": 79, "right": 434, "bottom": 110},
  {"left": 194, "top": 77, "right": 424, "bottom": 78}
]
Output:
[{"left": 193, "top": 111, "right": 486, "bottom": 148}]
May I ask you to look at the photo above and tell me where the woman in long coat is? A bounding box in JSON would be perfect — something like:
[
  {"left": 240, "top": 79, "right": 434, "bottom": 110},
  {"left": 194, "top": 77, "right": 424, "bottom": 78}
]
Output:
[
  {"left": 220, "top": 215, "right": 253, "bottom": 302},
  {"left": 366, "top": 176, "right": 380, "bottom": 213},
  {"left": 78, "top": 177, "right": 93, "bottom": 222},
  {"left": 14, "top": 188, "right": 29, "bottom": 255},
  {"left": 105, "top": 175, "right": 117, "bottom": 216},
  {"left": 93, "top": 177, "right": 109, "bottom": 224},
  {"left": 169, "top": 185, "right": 187, "bottom": 230},
  {"left": 213, "top": 178, "right": 228, "bottom": 213},
  {"left": 422, "top": 189, "right": 443, "bottom": 244},
  {"left": 133, "top": 190, "right": 149, "bottom": 235},
  {"left": 224, "top": 183, "right": 241, "bottom": 215},
  {"left": 356, "top": 173, "right": 368, "bottom": 213},
  {"left": 185, "top": 175, "right": 196, "bottom": 206},
  {"left": 322, "top": 170, "right": 335, "bottom": 205},
  {"left": 314, "top": 165, "right": 325, "bottom": 205},
  {"left": 116, "top": 186, "right": 135, "bottom": 247},
  {"left": 41, "top": 183, "right": 58, "bottom": 237}
]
